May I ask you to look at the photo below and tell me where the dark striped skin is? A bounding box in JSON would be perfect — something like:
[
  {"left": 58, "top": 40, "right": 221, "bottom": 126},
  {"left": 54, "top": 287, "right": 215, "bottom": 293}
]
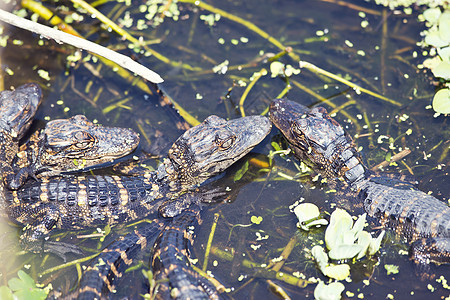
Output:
[
  {"left": 0, "top": 83, "right": 42, "bottom": 192},
  {"left": 7, "top": 174, "right": 173, "bottom": 253},
  {"left": 152, "top": 204, "right": 221, "bottom": 300},
  {"left": 269, "top": 98, "right": 450, "bottom": 265},
  {"left": 6, "top": 115, "right": 271, "bottom": 256},
  {"left": 75, "top": 218, "right": 169, "bottom": 300},
  {"left": 10, "top": 114, "right": 140, "bottom": 189}
]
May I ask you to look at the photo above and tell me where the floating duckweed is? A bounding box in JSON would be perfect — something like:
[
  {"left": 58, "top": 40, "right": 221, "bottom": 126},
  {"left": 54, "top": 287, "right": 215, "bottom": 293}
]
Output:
[
  {"left": 37, "top": 69, "right": 50, "bottom": 81},
  {"left": 427, "top": 284, "right": 435, "bottom": 292},
  {"left": 346, "top": 291, "right": 355, "bottom": 297},
  {"left": 240, "top": 37, "right": 249, "bottom": 43},
  {"left": 384, "top": 264, "right": 399, "bottom": 275},
  {"left": 212, "top": 60, "right": 229, "bottom": 74},
  {"left": 250, "top": 244, "right": 260, "bottom": 250},
  {"left": 218, "top": 38, "right": 225, "bottom": 44},
  {"left": 250, "top": 216, "right": 263, "bottom": 225},
  {"left": 5, "top": 67, "right": 13, "bottom": 76},
  {"left": 357, "top": 293, "right": 364, "bottom": 299},
  {"left": 345, "top": 40, "right": 354, "bottom": 47},
  {"left": 64, "top": 107, "right": 70, "bottom": 113},
  {"left": 200, "top": 13, "right": 220, "bottom": 26},
  {"left": 56, "top": 100, "right": 64, "bottom": 105},
  {"left": 231, "top": 39, "right": 239, "bottom": 45}
]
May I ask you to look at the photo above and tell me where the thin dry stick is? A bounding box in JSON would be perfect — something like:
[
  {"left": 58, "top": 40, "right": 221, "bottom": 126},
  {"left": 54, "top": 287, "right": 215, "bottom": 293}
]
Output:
[
  {"left": 0, "top": 8, "right": 163, "bottom": 83},
  {"left": 370, "top": 148, "right": 411, "bottom": 171}
]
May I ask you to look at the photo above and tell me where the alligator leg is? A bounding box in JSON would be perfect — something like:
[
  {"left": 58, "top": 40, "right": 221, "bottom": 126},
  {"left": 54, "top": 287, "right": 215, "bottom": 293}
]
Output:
[
  {"left": 16, "top": 203, "right": 82, "bottom": 260},
  {"left": 74, "top": 218, "right": 168, "bottom": 300}
]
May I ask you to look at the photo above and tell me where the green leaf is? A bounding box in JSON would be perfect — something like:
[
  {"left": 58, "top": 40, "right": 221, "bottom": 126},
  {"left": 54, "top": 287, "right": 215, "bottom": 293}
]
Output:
[
  {"left": 439, "top": 11, "right": 450, "bottom": 43},
  {"left": 432, "top": 88, "right": 450, "bottom": 114},
  {"left": 325, "top": 209, "right": 353, "bottom": 250},
  {"left": 356, "top": 231, "right": 372, "bottom": 259},
  {"left": 250, "top": 215, "right": 263, "bottom": 225},
  {"left": 424, "top": 30, "right": 448, "bottom": 48},
  {"left": 0, "top": 286, "right": 14, "bottom": 300},
  {"left": 423, "top": 7, "right": 442, "bottom": 24},
  {"left": 271, "top": 141, "right": 281, "bottom": 152},
  {"left": 314, "top": 281, "right": 345, "bottom": 300},
  {"left": 294, "top": 203, "right": 327, "bottom": 230},
  {"left": 233, "top": 160, "right": 249, "bottom": 182},
  {"left": 368, "top": 230, "right": 385, "bottom": 256},
  {"left": 322, "top": 263, "right": 351, "bottom": 280},
  {"left": 438, "top": 46, "right": 450, "bottom": 62},
  {"left": 311, "top": 245, "right": 329, "bottom": 270},
  {"left": 431, "top": 61, "right": 450, "bottom": 80},
  {"left": 350, "top": 213, "right": 366, "bottom": 238},
  {"left": 328, "top": 244, "right": 363, "bottom": 260},
  {"left": 270, "top": 61, "right": 284, "bottom": 78},
  {"left": 385, "top": 264, "right": 399, "bottom": 275}
]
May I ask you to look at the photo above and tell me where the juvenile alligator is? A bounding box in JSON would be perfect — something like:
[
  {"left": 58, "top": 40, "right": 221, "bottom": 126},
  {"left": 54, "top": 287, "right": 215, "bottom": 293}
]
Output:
[
  {"left": 66, "top": 115, "right": 270, "bottom": 299},
  {"left": 152, "top": 203, "right": 220, "bottom": 300},
  {"left": 0, "top": 83, "right": 42, "bottom": 190},
  {"left": 6, "top": 114, "right": 271, "bottom": 256},
  {"left": 269, "top": 98, "right": 450, "bottom": 265},
  {"left": 0, "top": 83, "right": 140, "bottom": 190},
  {"left": 11, "top": 114, "right": 140, "bottom": 189}
]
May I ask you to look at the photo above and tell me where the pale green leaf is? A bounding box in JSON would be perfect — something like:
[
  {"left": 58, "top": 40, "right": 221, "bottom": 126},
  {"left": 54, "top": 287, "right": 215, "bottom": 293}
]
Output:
[
  {"left": 438, "top": 46, "right": 450, "bottom": 62},
  {"left": 432, "top": 88, "right": 450, "bottom": 114},
  {"left": 423, "top": 7, "right": 442, "bottom": 24},
  {"left": 270, "top": 61, "right": 284, "bottom": 78},
  {"left": 311, "top": 245, "right": 329, "bottom": 270},
  {"left": 314, "top": 281, "right": 345, "bottom": 300},
  {"left": 439, "top": 11, "right": 450, "bottom": 43},
  {"left": 350, "top": 213, "right": 366, "bottom": 237},
  {"left": 328, "top": 244, "right": 363, "bottom": 260},
  {"left": 431, "top": 61, "right": 450, "bottom": 80},
  {"left": 325, "top": 208, "right": 352, "bottom": 250},
  {"left": 307, "top": 219, "right": 329, "bottom": 228},
  {"left": 323, "top": 264, "right": 351, "bottom": 280},
  {"left": 0, "top": 286, "right": 14, "bottom": 300},
  {"left": 368, "top": 230, "right": 385, "bottom": 256},
  {"left": 423, "top": 56, "right": 443, "bottom": 69},
  {"left": 356, "top": 231, "right": 372, "bottom": 259},
  {"left": 425, "top": 30, "right": 448, "bottom": 48},
  {"left": 294, "top": 203, "right": 320, "bottom": 223}
]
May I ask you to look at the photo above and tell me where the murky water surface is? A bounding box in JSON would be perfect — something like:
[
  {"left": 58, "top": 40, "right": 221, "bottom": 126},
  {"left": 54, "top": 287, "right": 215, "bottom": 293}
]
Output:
[{"left": 0, "top": 0, "right": 449, "bottom": 298}]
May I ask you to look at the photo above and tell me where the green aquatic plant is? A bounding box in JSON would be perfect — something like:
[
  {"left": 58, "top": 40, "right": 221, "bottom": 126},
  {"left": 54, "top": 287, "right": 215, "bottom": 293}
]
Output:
[
  {"left": 300, "top": 208, "right": 384, "bottom": 280},
  {"left": 0, "top": 270, "right": 49, "bottom": 300},
  {"left": 421, "top": 7, "right": 450, "bottom": 114}
]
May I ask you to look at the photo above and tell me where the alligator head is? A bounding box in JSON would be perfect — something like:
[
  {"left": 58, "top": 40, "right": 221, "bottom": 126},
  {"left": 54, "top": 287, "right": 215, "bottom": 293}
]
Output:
[
  {"left": 269, "top": 98, "right": 364, "bottom": 181},
  {"left": 30, "top": 115, "right": 140, "bottom": 177},
  {"left": 165, "top": 114, "right": 271, "bottom": 187},
  {"left": 0, "top": 83, "right": 42, "bottom": 139}
]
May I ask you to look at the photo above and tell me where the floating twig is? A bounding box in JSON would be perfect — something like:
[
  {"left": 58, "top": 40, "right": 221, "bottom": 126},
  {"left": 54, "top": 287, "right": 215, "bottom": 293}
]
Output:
[
  {"left": 0, "top": 8, "right": 163, "bottom": 83},
  {"left": 370, "top": 148, "right": 411, "bottom": 171}
]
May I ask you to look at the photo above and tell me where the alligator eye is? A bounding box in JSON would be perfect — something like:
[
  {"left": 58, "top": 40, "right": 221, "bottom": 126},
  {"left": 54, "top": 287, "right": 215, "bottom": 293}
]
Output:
[
  {"left": 216, "top": 135, "right": 235, "bottom": 150},
  {"left": 73, "top": 131, "right": 95, "bottom": 149}
]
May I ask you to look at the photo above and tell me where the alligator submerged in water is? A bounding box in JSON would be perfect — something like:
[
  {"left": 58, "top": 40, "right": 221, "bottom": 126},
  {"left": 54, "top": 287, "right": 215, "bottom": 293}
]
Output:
[
  {"left": 1, "top": 83, "right": 271, "bottom": 299},
  {"left": 73, "top": 115, "right": 270, "bottom": 299},
  {"left": 269, "top": 98, "right": 450, "bottom": 266}
]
